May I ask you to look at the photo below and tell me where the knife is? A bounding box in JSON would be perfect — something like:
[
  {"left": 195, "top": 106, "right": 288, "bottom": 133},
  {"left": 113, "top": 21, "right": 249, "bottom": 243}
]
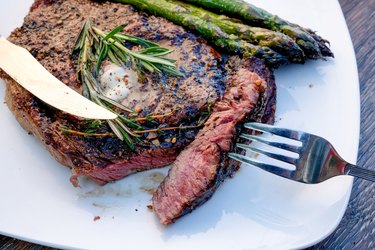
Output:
[{"left": 0, "top": 37, "right": 117, "bottom": 120}]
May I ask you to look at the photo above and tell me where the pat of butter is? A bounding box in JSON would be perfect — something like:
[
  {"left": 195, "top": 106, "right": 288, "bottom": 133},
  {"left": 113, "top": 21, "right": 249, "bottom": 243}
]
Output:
[{"left": 99, "top": 64, "right": 137, "bottom": 102}]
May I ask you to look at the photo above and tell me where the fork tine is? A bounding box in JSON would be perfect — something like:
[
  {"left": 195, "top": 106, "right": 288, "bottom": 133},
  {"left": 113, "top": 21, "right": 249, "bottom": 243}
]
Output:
[
  {"left": 236, "top": 143, "right": 298, "bottom": 165},
  {"left": 240, "top": 133, "right": 300, "bottom": 153},
  {"left": 244, "top": 122, "right": 304, "bottom": 141},
  {"left": 228, "top": 152, "right": 293, "bottom": 179}
]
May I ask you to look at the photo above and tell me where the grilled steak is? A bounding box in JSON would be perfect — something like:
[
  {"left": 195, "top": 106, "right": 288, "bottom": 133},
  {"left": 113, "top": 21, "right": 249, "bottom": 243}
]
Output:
[
  {"left": 1, "top": 0, "right": 276, "bottom": 219},
  {"left": 1, "top": 0, "right": 227, "bottom": 186},
  {"left": 152, "top": 57, "right": 275, "bottom": 224}
]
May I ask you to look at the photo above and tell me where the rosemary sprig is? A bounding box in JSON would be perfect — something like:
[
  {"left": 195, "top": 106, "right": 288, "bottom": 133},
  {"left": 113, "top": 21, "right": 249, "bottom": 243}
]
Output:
[
  {"left": 60, "top": 123, "right": 204, "bottom": 138},
  {"left": 133, "top": 124, "right": 203, "bottom": 134},
  {"left": 60, "top": 125, "right": 114, "bottom": 137},
  {"left": 92, "top": 26, "right": 182, "bottom": 77},
  {"left": 73, "top": 19, "right": 182, "bottom": 150}
]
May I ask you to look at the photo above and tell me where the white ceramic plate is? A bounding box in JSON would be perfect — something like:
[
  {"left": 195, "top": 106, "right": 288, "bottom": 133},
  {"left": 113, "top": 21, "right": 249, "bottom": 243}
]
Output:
[{"left": 0, "top": 0, "right": 359, "bottom": 249}]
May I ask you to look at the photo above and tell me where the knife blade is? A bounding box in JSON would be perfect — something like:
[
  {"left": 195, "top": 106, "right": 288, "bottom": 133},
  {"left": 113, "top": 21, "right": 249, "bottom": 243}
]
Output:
[{"left": 0, "top": 37, "right": 117, "bottom": 120}]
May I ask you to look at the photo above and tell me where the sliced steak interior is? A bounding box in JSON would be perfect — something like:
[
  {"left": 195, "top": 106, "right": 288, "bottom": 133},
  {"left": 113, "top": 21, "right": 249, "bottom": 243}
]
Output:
[{"left": 152, "top": 57, "right": 275, "bottom": 224}]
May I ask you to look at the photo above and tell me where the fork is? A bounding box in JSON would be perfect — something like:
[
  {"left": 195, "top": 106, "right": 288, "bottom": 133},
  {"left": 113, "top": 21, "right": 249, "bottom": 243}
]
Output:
[{"left": 228, "top": 122, "right": 375, "bottom": 183}]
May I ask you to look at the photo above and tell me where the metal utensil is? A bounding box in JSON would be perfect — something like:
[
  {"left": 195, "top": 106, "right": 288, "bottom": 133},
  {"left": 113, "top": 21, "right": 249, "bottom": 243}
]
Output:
[
  {"left": 229, "top": 122, "right": 375, "bottom": 183},
  {"left": 0, "top": 37, "right": 117, "bottom": 120}
]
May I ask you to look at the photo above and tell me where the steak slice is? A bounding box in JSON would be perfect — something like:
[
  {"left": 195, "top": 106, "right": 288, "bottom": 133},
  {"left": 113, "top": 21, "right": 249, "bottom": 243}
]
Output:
[{"left": 152, "top": 57, "right": 275, "bottom": 224}]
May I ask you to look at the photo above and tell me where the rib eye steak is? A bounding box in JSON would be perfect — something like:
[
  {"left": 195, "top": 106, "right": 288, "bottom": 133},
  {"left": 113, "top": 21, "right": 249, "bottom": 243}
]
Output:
[{"left": 0, "top": 0, "right": 276, "bottom": 221}]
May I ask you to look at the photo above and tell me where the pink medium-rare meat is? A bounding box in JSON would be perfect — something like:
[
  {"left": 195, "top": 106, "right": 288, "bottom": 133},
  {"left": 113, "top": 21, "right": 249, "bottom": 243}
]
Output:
[{"left": 152, "top": 57, "right": 275, "bottom": 224}]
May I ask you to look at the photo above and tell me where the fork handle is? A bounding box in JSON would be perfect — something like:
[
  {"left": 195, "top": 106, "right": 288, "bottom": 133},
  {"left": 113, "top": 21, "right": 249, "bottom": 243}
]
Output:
[{"left": 344, "top": 164, "right": 375, "bottom": 182}]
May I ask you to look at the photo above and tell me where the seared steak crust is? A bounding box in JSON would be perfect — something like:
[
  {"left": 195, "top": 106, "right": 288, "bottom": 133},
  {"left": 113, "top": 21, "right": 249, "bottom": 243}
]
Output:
[
  {"left": 1, "top": 0, "right": 226, "bottom": 186},
  {"left": 152, "top": 58, "right": 275, "bottom": 224},
  {"left": 1, "top": 0, "right": 276, "bottom": 191}
]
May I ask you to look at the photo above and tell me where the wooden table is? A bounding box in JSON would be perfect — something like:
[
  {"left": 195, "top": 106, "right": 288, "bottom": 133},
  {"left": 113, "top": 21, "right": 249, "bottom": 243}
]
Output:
[
  {"left": 1, "top": 0, "right": 374, "bottom": 249},
  {"left": 309, "top": 0, "right": 375, "bottom": 248}
]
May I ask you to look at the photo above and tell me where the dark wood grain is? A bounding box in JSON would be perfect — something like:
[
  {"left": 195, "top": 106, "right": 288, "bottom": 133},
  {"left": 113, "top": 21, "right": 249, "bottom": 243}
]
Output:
[
  {"left": 1, "top": 0, "right": 374, "bottom": 249},
  {"left": 309, "top": 0, "right": 375, "bottom": 248}
]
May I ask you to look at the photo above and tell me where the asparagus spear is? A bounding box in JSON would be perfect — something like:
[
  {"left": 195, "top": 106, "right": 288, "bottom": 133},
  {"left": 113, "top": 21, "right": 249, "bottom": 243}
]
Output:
[
  {"left": 184, "top": 0, "right": 334, "bottom": 59},
  {"left": 111, "top": 0, "right": 288, "bottom": 67},
  {"left": 177, "top": 1, "right": 305, "bottom": 63}
]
